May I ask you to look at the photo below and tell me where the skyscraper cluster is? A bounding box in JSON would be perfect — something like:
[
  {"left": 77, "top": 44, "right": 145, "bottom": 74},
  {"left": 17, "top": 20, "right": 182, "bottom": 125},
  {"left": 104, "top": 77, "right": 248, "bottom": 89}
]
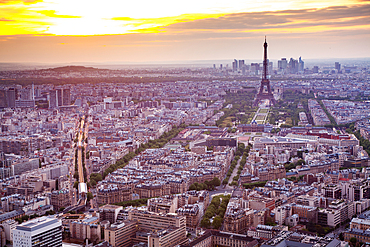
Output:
[
  {"left": 49, "top": 88, "right": 71, "bottom": 108},
  {"left": 277, "top": 57, "right": 304, "bottom": 73}
]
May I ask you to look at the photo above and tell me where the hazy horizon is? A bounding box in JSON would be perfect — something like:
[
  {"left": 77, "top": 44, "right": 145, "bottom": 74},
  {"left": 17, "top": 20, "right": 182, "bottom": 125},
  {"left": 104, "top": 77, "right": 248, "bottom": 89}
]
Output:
[{"left": 1, "top": 57, "right": 369, "bottom": 71}]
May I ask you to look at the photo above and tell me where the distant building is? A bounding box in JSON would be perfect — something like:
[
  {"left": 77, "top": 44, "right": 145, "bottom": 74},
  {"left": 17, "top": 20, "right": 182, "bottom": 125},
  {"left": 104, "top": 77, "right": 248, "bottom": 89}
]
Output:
[
  {"left": 1, "top": 219, "right": 18, "bottom": 242},
  {"left": 62, "top": 88, "right": 71, "bottom": 106},
  {"left": 104, "top": 220, "right": 137, "bottom": 247},
  {"left": 237, "top": 121, "right": 272, "bottom": 133},
  {"left": 99, "top": 205, "right": 123, "bottom": 224},
  {"left": 298, "top": 57, "right": 304, "bottom": 72},
  {"left": 148, "top": 195, "right": 178, "bottom": 214},
  {"left": 126, "top": 209, "right": 187, "bottom": 246},
  {"left": 177, "top": 204, "right": 201, "bottom": 230},
  {"left": 181, "top": 229, "right": 257, "bottom": 247},
  {"left": 12, "top": 158, "right": 39, "bottom": 176},
  {"left": 238, "top": 60, "right": 245, "bottom": 69},
  {"left": 0, "top": 210, "right": 25, "bottom": 224},
  {"left": 49, "top": 88, "right": 71, "bottom": 108},
  {"left": 335, "top": 62, "right": 341, "bottom": 71},
  {"left": 50, "top": 188, "right": 71, "bottom": 211},
  {"left": 0, "top": 89, "right": 16, "bottom": 108},
  {"left": 233, "top": 59, "right": 238, "bottom": 71},
  {"left": 56, "top": 88, "right": 63, "bottom": 107},
  {"left": 261, "top": 231, "right": 340, "bottom": 247},
  {"left": 312, "top": 66, "right": 319, "bottom": 73},
  {"left": 49, "top": 90, "right": 58, "bottom": 108},
  {"left": 70, "top": 216, "right": 101, "bottom": 243},
  {"left": 278, "top": 58, "right": 287, "bottom": 70},
  {"left": 192, "top": 138, "right": 237, "bottom": 148},
  {"left": 289, "top": 58, "right": 298, "bottom": 73}
]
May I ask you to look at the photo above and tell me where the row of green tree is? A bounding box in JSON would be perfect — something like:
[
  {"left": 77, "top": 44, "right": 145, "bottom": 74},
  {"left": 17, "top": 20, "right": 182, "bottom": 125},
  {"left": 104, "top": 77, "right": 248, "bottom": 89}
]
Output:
[
  {"left": 222, "top": 156, "right": 239, "bottom": 185},
  {"left": 347, "top": 125, "right": 370, "bottom": 155},
  {"left": 188, "top": 177, "right": 221, "bottom": 191},
  {"left": 284, "top": 159, "right": 305, "bottom": 172},
  {"left": 102, "top": 124, "right": 186, "bottom": 179},
  {"left": 243, "top": 181, "right": 267, "bottom": 189},
  {"left": 287, "top": 175, "right": 305, "bottom": 182},
  {"left": 317, "top": 100, "right": 337, "bottom": 126},
  {"left": 90, "top": 173, "right": 103, "bottom": 187},
  {"left": 230, "top": 144, "right": 251, "bottom": 186},
  {"left": 200, "top": 195, "right": 230, "bottom": 229},
  {"left": 113, "top": 198, "right": 149, "bottom": 207}
]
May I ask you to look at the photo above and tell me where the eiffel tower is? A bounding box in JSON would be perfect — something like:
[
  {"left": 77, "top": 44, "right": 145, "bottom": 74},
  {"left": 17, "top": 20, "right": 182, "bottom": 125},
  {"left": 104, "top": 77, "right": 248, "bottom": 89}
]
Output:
[{"left": 254, "top": 37, "right": 276, "bottom": 106}]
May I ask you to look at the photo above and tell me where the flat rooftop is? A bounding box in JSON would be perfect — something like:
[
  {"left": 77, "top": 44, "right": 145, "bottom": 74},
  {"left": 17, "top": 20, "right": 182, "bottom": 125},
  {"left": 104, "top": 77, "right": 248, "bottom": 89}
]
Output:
[{"left": 16, "top": 216, "right": 60, "bottom": 232}]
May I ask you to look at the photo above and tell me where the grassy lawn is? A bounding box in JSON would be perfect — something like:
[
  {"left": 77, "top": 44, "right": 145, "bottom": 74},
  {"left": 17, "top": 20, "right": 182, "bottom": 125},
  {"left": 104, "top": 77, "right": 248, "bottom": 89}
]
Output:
[
  {"left": 255, "top": 115, "right": 265, "bottom": 121},
  {"left": 219, "top": 116, "right": 233, "bottom": 128},
  {"left": 259, "top": 109, "right": 269, "bottom": 114}
]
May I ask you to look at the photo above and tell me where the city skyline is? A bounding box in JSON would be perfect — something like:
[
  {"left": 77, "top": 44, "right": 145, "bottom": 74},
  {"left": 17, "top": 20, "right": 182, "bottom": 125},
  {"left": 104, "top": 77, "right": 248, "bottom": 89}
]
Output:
[{"left": 0, "top": 0, "right": 369, "bottom": 63}]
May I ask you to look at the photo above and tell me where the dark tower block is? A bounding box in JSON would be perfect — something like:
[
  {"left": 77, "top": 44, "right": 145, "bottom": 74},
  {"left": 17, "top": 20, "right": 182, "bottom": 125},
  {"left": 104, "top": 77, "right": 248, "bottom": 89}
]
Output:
[{"left": 254, "top": 37, "right": 276, "bottom": 106}]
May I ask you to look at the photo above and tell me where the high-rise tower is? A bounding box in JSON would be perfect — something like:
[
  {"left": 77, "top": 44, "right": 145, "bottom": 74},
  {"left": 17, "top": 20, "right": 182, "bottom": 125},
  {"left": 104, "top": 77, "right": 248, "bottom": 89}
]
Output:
[{"left": 254, "top": 37, "right": 276, "bottom": 106}]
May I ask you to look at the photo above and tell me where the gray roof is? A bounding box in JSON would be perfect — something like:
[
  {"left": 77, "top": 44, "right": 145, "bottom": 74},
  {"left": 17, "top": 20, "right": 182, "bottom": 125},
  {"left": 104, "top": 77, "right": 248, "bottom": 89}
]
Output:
[{"left": 0, "top": 210, "right": 24, "bottom": 222}]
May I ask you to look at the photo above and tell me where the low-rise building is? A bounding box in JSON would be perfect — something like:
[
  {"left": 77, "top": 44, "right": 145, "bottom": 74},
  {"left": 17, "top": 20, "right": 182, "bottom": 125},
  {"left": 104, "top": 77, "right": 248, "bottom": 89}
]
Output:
[
  {"left": 99, "top": 205, "right": 123, "bottom": 224},
  {"left": 50, "top": 188, "right": 70, "bottom": 211},
  {"left": 104, "top": 220, "right": 137, "bottom": 247},
  {"left": 181, "top": 229, "right": 258, "bottom": 247}
]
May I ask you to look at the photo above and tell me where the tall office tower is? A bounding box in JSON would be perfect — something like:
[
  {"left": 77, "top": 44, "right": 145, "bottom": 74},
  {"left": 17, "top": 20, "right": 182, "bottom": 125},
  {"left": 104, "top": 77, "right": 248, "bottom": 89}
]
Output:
[
  {"left": 0, "top": 153, "right": 12, "bottom": 179},
  {"left": 278, "top": 58, "right": 287, "bottom": 70},
  {"left": 0, "top": 88, "right": 16, "bottom": 108},
  {"left": 268, "top": 60, "right": 273, "bottom": 73},
  {"left": 6, "top": 89, "right": 16, "bottom": 108},
  {"left": 0, "top": 90, "right": 7, "bottom": 108},
  {"left": 0, "top": 152, "right": 11, "bottom": 179},
  {"left": 335, "top": 62, "right": 341, "bottom": 71},
  {"left": 12, "top": 216, "right": 62, "bottom": 247},
  {"left": 238, "top": 60, "right": 245, "bottom": 69},
  {"left": 62, "top": 88, "right": 71, "bottom": 106},
  {"left": 220, "top": 64, "right": 223, "bottom": 70},
  {"left": 298, "top": 57, "right": 304, "bottom": 72},
  {"left": 250, "top": 63, "right": 260, "bottom": 73},
  {"left": 19, "top": 88, "right": 32, "bottom": 100},
  {"left": 213, "top": 64, "right": 216, "bottom": 69},
  {"left": 34, "top": 88, "right": 41, "bottom": 98},
  {"left": 254, "top": 37, "right": 276, "bottom": 106},
  {"left": 49, "top": 90, "right": 58, "bottom": 108},
  {"left": 56, "top": 88, "right": 63, "bottom": 107},
  {"left": 31, "top": 83, "right": 35, "bottom": 101},
  {"left": 313, "top": 66, "right": 319, "bottom": 73},
  {"left": 289, "top": 58, "right": 299, "bottom": 73},
  {"left": 232, "top": 59, "right": 238, "bottom": 71}
]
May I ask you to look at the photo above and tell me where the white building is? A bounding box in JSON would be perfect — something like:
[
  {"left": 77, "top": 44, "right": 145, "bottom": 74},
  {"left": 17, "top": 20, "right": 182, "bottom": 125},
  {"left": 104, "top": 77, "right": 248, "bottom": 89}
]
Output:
[
  {"left": 275, "top": 205, "right": 292, "bottom": 225},
  {"left": 1, "top": 219, "right": 18, "bottom": 241},
  {"left": 12, "top": 216, "right": 62, "bottom": 247}
]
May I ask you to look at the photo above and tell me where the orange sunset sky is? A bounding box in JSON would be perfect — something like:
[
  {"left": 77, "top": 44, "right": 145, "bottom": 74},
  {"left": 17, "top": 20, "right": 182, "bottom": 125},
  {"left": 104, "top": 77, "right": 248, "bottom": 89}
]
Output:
[{"left": 0, "top": 0, "right": 369, "bottom": 63}]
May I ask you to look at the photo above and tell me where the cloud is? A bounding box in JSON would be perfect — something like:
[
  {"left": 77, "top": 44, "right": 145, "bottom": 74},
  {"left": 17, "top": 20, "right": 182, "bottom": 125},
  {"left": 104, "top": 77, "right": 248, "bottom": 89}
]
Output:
[
  {"left": 163, "top": 4, "right": 370, "bottom": 31},
  {"left": 0, "top": 0, "right": 42, "bottom": 4},
  {"left": 111, "top": 17, "right": 135, "bottom": 21},
  {"left": 0, "top": 25, "right": 369, "bottom": 64},
  {"left": 0, "top": 18, "right": 14, "bottom": 21},
  {"left": 37, "top": 10, "right": 81, "bottom": 18}
]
